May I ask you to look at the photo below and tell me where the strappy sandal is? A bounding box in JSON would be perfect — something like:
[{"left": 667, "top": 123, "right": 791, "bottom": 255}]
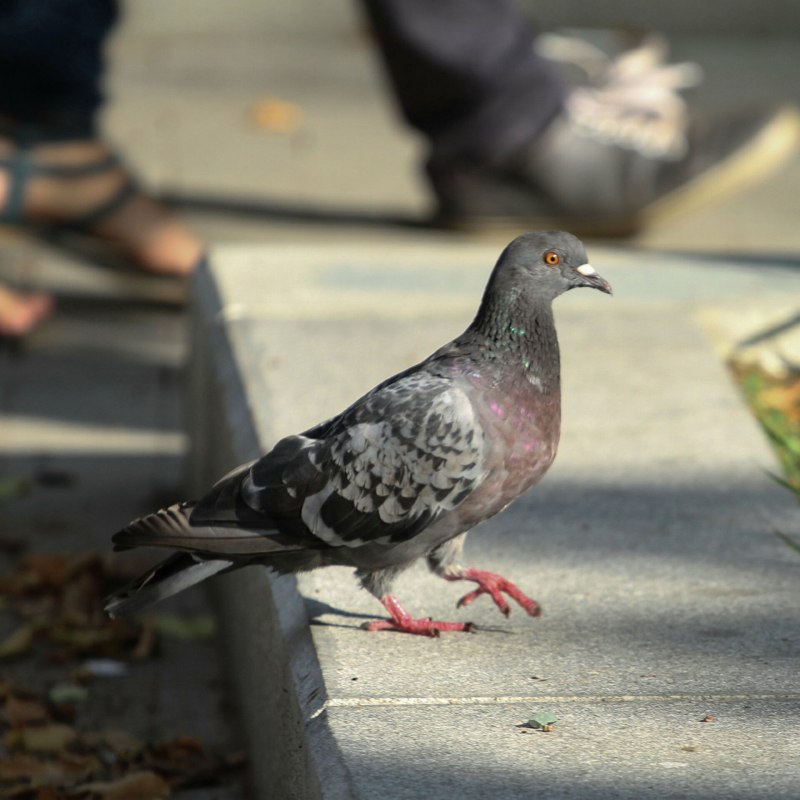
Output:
[
  {"left": 0, "top": 126, "right": 137, "bottom": 232},
  {"left": 0, "top": 125, "right": 201, "bottom": 277}
]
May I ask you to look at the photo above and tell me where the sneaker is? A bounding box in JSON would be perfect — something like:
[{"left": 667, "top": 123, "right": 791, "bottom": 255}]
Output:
[{"left": 431, "top": 36, "right": 800, "bottom": 236}]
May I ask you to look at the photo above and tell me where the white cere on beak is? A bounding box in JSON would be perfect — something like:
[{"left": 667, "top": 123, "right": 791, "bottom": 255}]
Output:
[{"left": 576, "top": 263, "right": 597, "bottom": 276}]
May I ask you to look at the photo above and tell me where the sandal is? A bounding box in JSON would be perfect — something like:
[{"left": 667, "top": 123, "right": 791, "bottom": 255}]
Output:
[{"left": 0, "top": 125, "right": 202, "bottom": 277}]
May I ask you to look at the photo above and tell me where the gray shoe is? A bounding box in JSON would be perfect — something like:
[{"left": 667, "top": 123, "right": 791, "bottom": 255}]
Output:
[
  {"left": 431, "top": 104, "right": 799, "bottom": 236},
  {"left": 431, "top": 34, "right": 799, "bottom": 236}
]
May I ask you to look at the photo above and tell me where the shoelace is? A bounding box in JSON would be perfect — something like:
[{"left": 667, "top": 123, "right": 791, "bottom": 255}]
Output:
[{"left": 537, "top": 33, "right": 703, "bottom": 160}]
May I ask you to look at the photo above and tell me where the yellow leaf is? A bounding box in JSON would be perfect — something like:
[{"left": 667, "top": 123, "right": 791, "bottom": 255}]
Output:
[
  {"left": 7, "top": 723, "right": 77, "bottom": 754},
  {"left": 0, "top": 625, "right": 37, "bottom": 660},
  {"left": 249, "top": 97, "right": 303, "bottom": 133}
]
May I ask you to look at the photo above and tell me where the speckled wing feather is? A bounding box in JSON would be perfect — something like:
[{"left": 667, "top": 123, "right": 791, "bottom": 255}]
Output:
[{"left": 241, "top": 371, "right": 488, "bottom": 549}]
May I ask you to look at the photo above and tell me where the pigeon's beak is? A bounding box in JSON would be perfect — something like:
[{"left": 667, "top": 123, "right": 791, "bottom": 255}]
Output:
[{"left": 573, "top": 263, "right": 612, "bottom": 295}]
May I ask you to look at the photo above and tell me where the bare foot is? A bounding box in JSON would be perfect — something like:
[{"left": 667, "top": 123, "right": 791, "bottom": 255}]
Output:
[
  {"left": 0, "top": 284, "right": 53, "bottom": 337},
  {"left": 0, "top": 138, "right": 202, "bottom": 276}
]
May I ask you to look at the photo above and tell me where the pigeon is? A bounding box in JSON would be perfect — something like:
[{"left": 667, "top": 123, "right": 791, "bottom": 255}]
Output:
[{"left": 105, "top": 231, "right": 611, "bottom": 636}]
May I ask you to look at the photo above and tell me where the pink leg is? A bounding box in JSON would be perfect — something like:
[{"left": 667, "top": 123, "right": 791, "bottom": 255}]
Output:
[
  {"left": 446, "top": 568, "right": 541, "bottom": 618},
  {"left": 362, "top": 595, "right": 475, "bottom": 637}
]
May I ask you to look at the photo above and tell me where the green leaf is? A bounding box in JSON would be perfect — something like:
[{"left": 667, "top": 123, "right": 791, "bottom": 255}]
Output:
[
  {"left": 0, "top": 476, "right": 31, "bottom": 502},
  {"left": 49, "top": 682, "right": 89, "bottom": 705},
  {"left": 774, "top": 529, "right": 800, "bottom": 557},
  {"left": 0, "top": 624, "right": 37, "bottom": 660},
  {"left": 155, "top": 613, "right": 216, "bottom": 640}
]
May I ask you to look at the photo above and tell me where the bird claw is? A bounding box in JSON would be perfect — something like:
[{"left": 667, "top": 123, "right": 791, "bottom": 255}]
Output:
[
  {"left": 365, "top": 595, "right": 476, "bottom": 636},
  {"left": 362, "top": 618, "right": 475, "bottom": 636},
  {"left": 453, "top": 568, "right": 541, "bottom": 618}
]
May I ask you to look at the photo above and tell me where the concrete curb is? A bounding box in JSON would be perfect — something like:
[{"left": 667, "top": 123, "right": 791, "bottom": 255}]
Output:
[{"left": 189, "top": 266, "right": 354, "bottom": 798}]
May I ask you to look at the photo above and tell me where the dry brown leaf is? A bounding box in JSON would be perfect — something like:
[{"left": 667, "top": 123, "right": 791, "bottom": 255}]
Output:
[
  {"left": 143, "top": 735, "right": 208, "bottom": 776},
  {"left": 0, "top": 626, "right": 38, "bottom": 660},
  {"left": 85, "top": 729, "right": 143, "bottom": 760},
  {"left": 0, "top": 751, "right": 97, "bottom": 789},
  {"left": 21, "top": 554, "right": 69, "bottom": 590},
  {"left": 0, "top": 753, "right": 53, "bottom": 781},
  {"left": 0, "top": 550, "right": 155, "bottom": 663},
  {"left": 3, "top": 695, "right": 50, "bottom": 725},
  {"left": 68, "top": 771, "right": 170, "bottom": 800},
  {"left": 6, "top": 723, "right": 77, "bottom": 754}
]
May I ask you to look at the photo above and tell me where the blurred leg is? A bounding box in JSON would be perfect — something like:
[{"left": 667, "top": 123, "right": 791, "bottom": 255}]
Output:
[
  {"left": 0, "top": 0, "right": 117, "bottom": 136},
  {"left": 362, "top": 0, "right": 799, "bottom": 235},
  {"left": 360, "top": 0, "right": 566, "bottom": 170},
  {"left": 0, "top": 0, "right": 202, "bottom": 275}
]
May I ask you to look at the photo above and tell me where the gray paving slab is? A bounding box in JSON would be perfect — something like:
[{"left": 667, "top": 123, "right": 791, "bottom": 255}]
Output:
[
  {"left": 195, "top": 239, "right": 800, "bottom": 798},
  {"left": 331, "top": 700, "right": 800, "bottom": 800}
]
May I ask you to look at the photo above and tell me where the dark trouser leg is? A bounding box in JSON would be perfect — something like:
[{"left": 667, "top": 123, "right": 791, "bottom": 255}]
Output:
[
  {"left": 0, "top": 0, "right": 118, "bottom": 137},
  {"left": 360, "top": 0, "right": 566, "bottom": 170}
]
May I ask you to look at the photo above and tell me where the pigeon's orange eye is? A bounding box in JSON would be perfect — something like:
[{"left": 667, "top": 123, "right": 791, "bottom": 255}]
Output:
[{"left": 544, "top": 250, "right": 561, "bottom": 266}]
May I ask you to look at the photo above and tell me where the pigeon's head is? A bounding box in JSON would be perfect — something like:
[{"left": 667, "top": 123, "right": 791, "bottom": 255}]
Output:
[{"left": 496, "top": 231, "right": 612, "bottom": 301}]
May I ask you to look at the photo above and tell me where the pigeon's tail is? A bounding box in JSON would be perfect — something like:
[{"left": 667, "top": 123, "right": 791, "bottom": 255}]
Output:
[
  {"left": 112, "top": 501, "right": 301, "bottom": 556},
  {"left": 105, "top": 552, "right": 233, "bottom": 618},
  {"left": 105, "top": 500, "right": 311, "bottom": 617},
  {"left": 113, "top": 501, "right": 207, "bottom": 552}
]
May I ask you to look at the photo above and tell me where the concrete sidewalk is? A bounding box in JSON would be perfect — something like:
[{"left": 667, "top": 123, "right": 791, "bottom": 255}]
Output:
[{"left": 194, "top": 240, "right": 800, "bottom": 799}]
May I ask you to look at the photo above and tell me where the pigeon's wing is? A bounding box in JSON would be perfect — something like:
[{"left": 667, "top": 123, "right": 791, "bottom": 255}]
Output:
[{"left": 242, "top": 372, "right": 488, "bottom": 549}]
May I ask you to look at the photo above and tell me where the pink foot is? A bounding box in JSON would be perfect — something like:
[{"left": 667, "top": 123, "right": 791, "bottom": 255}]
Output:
[
  {"left": 0, "top": 286, "right": 53, "bottom": 338},
  {"left": 362, "top": 594, "right": 475, "bottom": 637},
  {"left": 447, "top": 568, "right": 541, "bottom": 618}
]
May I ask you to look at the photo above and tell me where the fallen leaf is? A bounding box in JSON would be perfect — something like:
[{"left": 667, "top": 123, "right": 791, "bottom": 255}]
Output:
[
  {"left": 21, "top": 553, "right": 69, "bottom": 590},
  {"left": 3, "top": 694, "right": 50, "bottom": 725},
  {"left": 0, "top": 751, "right": 98, "bottom": 790},
  {"left": 6, "top": 723, "right": 77, "bottom": 754},
  {"left": 68, "top": 770, "right": 170, "bottom": 799},
  {"left": 48, "top": 684, "right": 88, "bottom": 707},
  {"left": 249, "top": 97, "right": 303, "bottom": 133},
  {"left": 0, "top": 625, "right": 38, "bottom": 660},
  {"left": 86, "top": 729, "right": 144, "bottom": 761},
  {"left": 0, "top": 753, "right": 53, "bottom": 780}
]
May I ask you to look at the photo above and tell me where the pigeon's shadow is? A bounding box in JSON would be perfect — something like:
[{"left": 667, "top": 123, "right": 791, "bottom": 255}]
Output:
[
  {"left": 304, "top": 597, "right": 376, "bottom": 628},
  {"left": 303, "top": 597, "right": 513, "bottom": 634}
]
